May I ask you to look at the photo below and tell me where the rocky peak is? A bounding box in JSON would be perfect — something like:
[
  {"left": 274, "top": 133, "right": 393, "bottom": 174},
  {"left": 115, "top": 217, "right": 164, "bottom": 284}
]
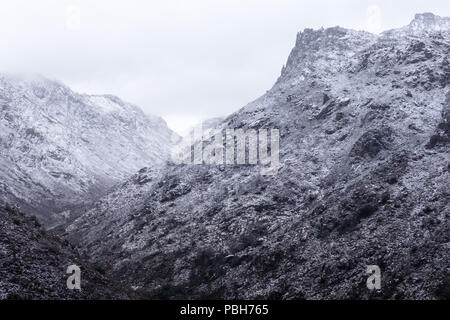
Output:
[
  {"left": 276, "top": 12, "right": 449, "bottom": 87},
  {"left": 409, "top": 12, "right": 450, "bottom": 32},
  {"left": 277, "top": 26, "right": 376, "bottom": 86},
  {"left": 383, "top": 12, "right": 450, "bottom": 38}
]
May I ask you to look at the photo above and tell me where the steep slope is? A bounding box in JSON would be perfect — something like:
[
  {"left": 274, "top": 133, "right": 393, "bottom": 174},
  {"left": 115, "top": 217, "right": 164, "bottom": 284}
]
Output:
[
  {"left": 65, "top": 13, "right": 450, "bottom": 299},
  {"left": 0, "top": 203, "right": 135, "bottom": 299},
  {"left": 0, "top": 74, "right": 174, "bottom": 225}
]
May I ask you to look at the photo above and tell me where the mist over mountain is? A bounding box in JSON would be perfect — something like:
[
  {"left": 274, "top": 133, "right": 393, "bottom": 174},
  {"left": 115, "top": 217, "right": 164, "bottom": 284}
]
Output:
[{"left": 0, "top": 74, "right": 174, "bottom": 225}]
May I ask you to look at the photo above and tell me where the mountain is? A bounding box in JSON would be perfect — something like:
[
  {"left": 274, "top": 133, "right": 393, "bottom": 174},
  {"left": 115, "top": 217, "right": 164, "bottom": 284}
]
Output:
[
  {"left": 0, "top": 203, "right": 135, "bottom": 299},
  {"left": 0, "top": 74, "right": 174, "bottom": 225},
  {"left": 383, "top": 12, "right": 450, "bottom": 36},
  {"left": 65, "top": 13, "right": 449, "bottom": 299}
]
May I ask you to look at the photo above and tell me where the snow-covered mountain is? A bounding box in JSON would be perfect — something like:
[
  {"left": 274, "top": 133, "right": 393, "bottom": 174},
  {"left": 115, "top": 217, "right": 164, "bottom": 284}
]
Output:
[
  {"left": 0, "top": 74, "right": 174, "bottom": 225},
  {"left": 384, "top": 12, "right": 450, "bottom": 36},
  {"left": 64, "top": 13, "right": 449, "bottom": 299}
]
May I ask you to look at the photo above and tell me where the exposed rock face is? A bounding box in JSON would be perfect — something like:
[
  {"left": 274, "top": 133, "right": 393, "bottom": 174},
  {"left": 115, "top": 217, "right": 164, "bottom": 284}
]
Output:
[
  {"left": 384, "top": 12, "right": 450, "bottom": 36},
  {"left": 65, "top": 13, "right": 449, "bottom": 299},
  {"left": 0, "top": 74, "right": 174, "bottom": 225},
  {"left": 0, "top": 204, "right": 135, "bottom": 299}
]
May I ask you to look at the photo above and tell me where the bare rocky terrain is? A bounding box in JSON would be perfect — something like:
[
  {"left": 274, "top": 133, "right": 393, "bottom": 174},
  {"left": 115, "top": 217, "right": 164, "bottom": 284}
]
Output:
[{"left": 63, "top": 13, "right": 450, "bottom": 299}]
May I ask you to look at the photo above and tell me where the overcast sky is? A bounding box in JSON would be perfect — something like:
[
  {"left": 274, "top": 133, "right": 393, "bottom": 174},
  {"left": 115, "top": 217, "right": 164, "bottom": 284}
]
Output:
[{"left": 1, "top": 0, "right": 449, "bottom": 133}]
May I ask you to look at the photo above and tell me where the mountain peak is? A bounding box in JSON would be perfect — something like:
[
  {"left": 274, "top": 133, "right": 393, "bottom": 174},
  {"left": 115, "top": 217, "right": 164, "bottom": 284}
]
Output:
[
  {"left": 381, "top": 12, "right": 450, "bottom": 37},
  {"left": 276, "top": 26, "right": 375, "bottom": 84},
  {"left": 408, "top": 12, "right": 450, "bottom": 32},
  {"left": 414, "top": 12, "right": 438, "bottom": 20}
]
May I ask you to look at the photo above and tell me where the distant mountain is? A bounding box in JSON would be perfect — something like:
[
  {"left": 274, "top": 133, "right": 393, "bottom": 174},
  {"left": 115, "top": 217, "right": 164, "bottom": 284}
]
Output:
[
  {"left": 65, "top": 13, "right": 449, "bottom": 299},
  {"left": 0, "top": 74, "right": 174, "bottom": 225},
  {"left": 178, "top": 116, "right": 226, "bottom": 140}
]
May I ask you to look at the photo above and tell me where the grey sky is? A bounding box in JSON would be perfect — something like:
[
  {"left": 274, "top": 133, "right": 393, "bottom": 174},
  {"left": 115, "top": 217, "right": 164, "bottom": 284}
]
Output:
[{"left": 1, "top": 0, "right": 449, "bottom": 133}]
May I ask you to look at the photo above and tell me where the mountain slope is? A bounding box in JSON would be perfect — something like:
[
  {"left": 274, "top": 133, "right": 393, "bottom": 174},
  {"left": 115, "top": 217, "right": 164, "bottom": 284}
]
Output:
[
  {"left": 0, "top": 203, "right": 136, "bottom": 299},
  {"left": 65, "top": 13, "right": 450, "bottom": 299},
  {"left": 0, "top": 74, "right": 174, "bottom": 225}
]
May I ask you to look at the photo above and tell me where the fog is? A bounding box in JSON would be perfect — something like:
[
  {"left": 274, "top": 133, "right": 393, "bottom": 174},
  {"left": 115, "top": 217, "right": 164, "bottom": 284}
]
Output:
[{"left": 1, "top": 0, "right": 449, "bottom": 133}]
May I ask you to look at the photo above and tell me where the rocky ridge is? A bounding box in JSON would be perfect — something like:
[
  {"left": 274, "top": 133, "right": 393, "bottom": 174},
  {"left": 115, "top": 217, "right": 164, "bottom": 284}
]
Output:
[{"left": 0, "top": 74, "right": 174, "bottom": 225}]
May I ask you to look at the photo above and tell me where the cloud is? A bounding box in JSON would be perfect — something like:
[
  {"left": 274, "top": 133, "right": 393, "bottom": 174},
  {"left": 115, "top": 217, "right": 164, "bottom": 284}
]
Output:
[{"left": 0, "top": 0, "right": 449, "bottom": 134}]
